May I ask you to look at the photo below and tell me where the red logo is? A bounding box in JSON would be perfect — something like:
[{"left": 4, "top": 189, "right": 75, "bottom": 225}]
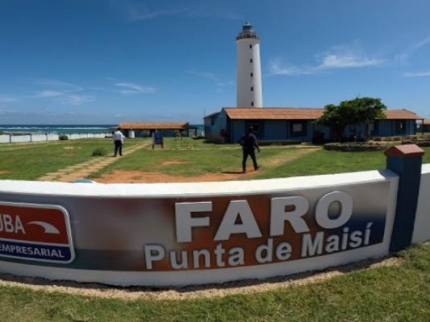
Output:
[{"left": 0, "top": 202, "right": 74, "bottom": 263}]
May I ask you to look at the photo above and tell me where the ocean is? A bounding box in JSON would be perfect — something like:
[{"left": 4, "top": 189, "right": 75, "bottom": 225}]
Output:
[
  {"left": 0, "top": 124, "right": 205, "bottom": 136},
  {"left": 0, "top": 125, "right": 114, "bottom": 135}
]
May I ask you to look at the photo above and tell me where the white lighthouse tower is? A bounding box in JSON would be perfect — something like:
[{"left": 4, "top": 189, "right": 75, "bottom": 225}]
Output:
[{"left": 236, "top": 22, "right": 263, "bottom": 108}]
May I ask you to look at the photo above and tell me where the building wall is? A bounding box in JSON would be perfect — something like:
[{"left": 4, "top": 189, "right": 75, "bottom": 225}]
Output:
[
  {"left": 204, "top": 112, "right": 228, "bottom": 142},
  {"left": 206, "top": 111, "right": 419, "bottom": 143},
  {"left": 263, "top": 120, "right": 287, "bottom": 140},
  {"left": 375, "top": 120, "right": 416, "bottom": 137},
  {"left": 229, "top": 120, "right": 245, "bottom": 143},
  {"left": 286, "top": 120, "right": 314, "bottom": 141}
]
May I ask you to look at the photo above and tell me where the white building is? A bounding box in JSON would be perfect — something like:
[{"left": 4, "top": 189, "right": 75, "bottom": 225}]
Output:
[{"left": 236, "top": 22, "right": 263, "bottom": 108}]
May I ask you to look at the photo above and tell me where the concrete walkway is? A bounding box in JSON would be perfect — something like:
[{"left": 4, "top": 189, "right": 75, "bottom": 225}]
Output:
[{"left": 37, "top": 142, "right": 149, "bottom": 182}]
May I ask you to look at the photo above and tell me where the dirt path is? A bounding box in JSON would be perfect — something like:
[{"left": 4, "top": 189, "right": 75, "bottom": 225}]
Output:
[
  {"left": 37, "top": 145, "right": 320, "bottom": 183},
  {"left": 95, "top": 146, "right": 321, "bottom": 183},
  {"left": 37, "top": 143, "right": 149, "bottom": 182}
]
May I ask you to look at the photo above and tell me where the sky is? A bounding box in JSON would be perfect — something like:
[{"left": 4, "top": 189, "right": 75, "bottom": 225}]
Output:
[{"left": 0, "top": 0, "right": 429, "bottom": 125}]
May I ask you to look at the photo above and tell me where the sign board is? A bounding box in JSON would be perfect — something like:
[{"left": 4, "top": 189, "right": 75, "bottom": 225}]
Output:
[
  {"left": 154, "top": 132, "right": 163, "bottom": 145},
  {"left": 0, "top": 202, "right": 75, "bottom": 264},
  {"left": 0, "top": 173, "right": 396, "bottom": 286},
  {"left": 141, "top": 188, "right": 387, "bottom": 271}
]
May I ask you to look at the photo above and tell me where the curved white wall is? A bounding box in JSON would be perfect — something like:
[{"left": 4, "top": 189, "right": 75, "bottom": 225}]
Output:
[
  {"left": 0, "top": 170, "right": 398, "bottom": 287},
  {"left": 236, "top": 38, "right": 263, "bottom": 107}
]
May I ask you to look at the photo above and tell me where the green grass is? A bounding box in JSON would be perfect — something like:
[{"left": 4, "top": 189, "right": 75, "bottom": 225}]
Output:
[
  {"left": 0, "top": 138, "right": 143, "bottom": 180},
  {"left": 1, "top": 244, "right": 430, "bottom": 321},
  {"left": 1, "top": 138, "right": 430, "bottom": 321},
  {"left": 91, "top": 138, "right": 430, "bottom": 180},
  {"left": 1, "top": 137, "right": 429, "bottom": 181}
]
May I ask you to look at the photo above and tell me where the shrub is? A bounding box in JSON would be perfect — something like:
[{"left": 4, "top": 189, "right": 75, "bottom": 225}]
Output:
[
  {"left": 312, "top": 130, "right": 325, "bottom": 145},
  {"left": 401, "top": 139, "right": 430, "bottom": 147},
  {"left": 324, "top": 142, "right": 387, "bottom": 152},
  {"left": 59, "top": 134, "right": 69, "bottom": 141},
  {"left": 259, "top": 140, "right": 302, "bottom": 146},
  {"left": 92, "top": 147, "right": 108, "bottom": 157}
]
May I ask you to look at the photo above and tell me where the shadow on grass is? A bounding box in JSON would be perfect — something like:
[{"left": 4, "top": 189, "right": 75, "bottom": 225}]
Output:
[
  {"left": 0, "top": 254, "right": 403, "bottom": 299},
  {"left": 221, "top": 171, "right": 244, "bottom": 174}
]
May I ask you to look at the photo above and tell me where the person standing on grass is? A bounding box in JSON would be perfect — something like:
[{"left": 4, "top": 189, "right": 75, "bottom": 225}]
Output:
[
  {"left": 239, "top": 126, "right": 260, "bottom": 173},
  {"left": 113, "top": 127, "right": 125, "bottom": 157}
]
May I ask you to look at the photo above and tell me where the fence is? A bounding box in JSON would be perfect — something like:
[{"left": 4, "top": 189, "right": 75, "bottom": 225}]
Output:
[{"left": 0, "top": 133, "right": 108, "bottom": 144}]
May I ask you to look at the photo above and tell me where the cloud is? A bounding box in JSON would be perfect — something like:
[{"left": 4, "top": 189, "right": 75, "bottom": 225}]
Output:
[
  {"left": 267, "top": 44, "right": 384, "bottom": 76},
  {"left": 267, "top": 59, "right": 312, "bottom": 76},
  {"left": 397, "top": 34, "right": 430, "bottom": 63},
  {"left": 187, "top": 71, "right": 234, "bottom": 88},
  {"left": 33, "top": 90, "right": 64, "bottom": 98},
  {"left": 115, "top": 82, "right": 157, "bottom": 95},
  {"left": 0, "top": 96, "right": 18, "bottom": 103},
  {"left": 57, "top": 95, "right": 95, "bottom": 105},
  {"left": 403, "top": 70, "right": 430, "bottom": 77},
  {"left": 184, "top": 10, "right": 241, "bottom": 20},
  {"left": 114, "top": 1, "right": 240, "bottom": 21},
  {"left": 130, "top": 7, "right": 188, "bottom": 21},
  {"left": 411, "top": 35, "right": 430, "bottom": 52},
  {"left": 32, "top": 79, "right": 83, "bottom": 92},
  {"left": 316, "top": 52, "right": 384, "bottom": 70},
  {"left": 30, "top": 79, "right": 94, "bottom": 105}
]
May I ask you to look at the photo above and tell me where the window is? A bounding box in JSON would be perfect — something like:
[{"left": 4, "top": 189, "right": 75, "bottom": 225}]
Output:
[
  {"left": 249, "top": 44, "right": 252, "bottom": 49},
  {"left": 250, "top": 58, "right": 253, "bottom": 63},
  {"left": 250, "top": 72, "right": 253, "bottom": 77},
  {"left": 251, "top": 101, "right": 254, "bottom": 106},
  {"left": 396, "top": 120, "right": 406, "bottom": 134},
  {"left": 248, "top": 124, "right": 260, "bottom": 132},
  {"left": 290, "top": 121, "right": 307, "bottom": 137},
  {"left": 251, "top": 87, "right": 253, "bottom": 91},
  {"left": 292, "top": 123, "right": 303, "bottom": 133}
]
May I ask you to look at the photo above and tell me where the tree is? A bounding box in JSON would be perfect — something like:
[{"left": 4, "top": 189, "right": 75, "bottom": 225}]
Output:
[{"left": 316, "top": 97, "right": 387, "bottom": 141}]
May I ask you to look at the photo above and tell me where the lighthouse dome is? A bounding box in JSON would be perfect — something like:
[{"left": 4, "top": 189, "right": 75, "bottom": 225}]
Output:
[{"left": 236, "top": 22, "right": 259, "bottom": 40}]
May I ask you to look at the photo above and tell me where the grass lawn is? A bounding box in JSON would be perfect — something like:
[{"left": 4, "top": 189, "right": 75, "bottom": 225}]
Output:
[
  {"left": 89, "top": 138, "right": 430, "bottom": 180},
  {"left": 1, "top": 244, "right": 430, "bottom": 321},
  {"left": 0, "top": 138, "right": 143, "bottom": 180},
  {"left": 1, "top": 137, "right": 429, "bottom": 181},
  {"left": 0, "top": 138, "right": 430, "bottom": 321}
]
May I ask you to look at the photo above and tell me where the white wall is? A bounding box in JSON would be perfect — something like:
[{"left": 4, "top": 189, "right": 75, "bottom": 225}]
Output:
[
  {"left": 0, "top": 135, "right": 10, "bottom": 143},
  {"left": 0, "top": 133, "right": 107, "bottom": 144},
  {"left": 31, "top": 134, "right": 48, "bottom": 142},
  {"left": 0, "top": 170, "right": 399, "bottom": 287},
  {"left": 11, "top": 135, "right": 31, "bottom": 143}
]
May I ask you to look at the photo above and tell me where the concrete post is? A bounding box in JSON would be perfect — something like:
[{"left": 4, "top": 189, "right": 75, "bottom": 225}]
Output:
[{"left": 385, "top": 144, "right": 425, "bottom": 252}]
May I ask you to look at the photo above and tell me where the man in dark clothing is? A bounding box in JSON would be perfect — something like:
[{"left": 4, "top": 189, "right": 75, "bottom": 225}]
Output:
[{"left": 239, "top": 127, "right": 260, "bottom": 173}]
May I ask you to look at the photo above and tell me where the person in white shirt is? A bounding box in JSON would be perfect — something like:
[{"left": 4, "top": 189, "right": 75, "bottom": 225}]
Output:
[{"left": 113, "top": 127, "right": 125, "bottom": 157}]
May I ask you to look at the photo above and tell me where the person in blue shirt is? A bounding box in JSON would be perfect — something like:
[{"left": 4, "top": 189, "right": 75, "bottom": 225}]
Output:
[{"left": 239, "top": 126, "right": 260, "bottom": 173}]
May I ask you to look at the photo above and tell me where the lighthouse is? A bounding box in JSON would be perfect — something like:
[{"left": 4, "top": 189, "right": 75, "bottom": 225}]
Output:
[{"left": 236, "top": 22, "right": 263, "bottom": 108}]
